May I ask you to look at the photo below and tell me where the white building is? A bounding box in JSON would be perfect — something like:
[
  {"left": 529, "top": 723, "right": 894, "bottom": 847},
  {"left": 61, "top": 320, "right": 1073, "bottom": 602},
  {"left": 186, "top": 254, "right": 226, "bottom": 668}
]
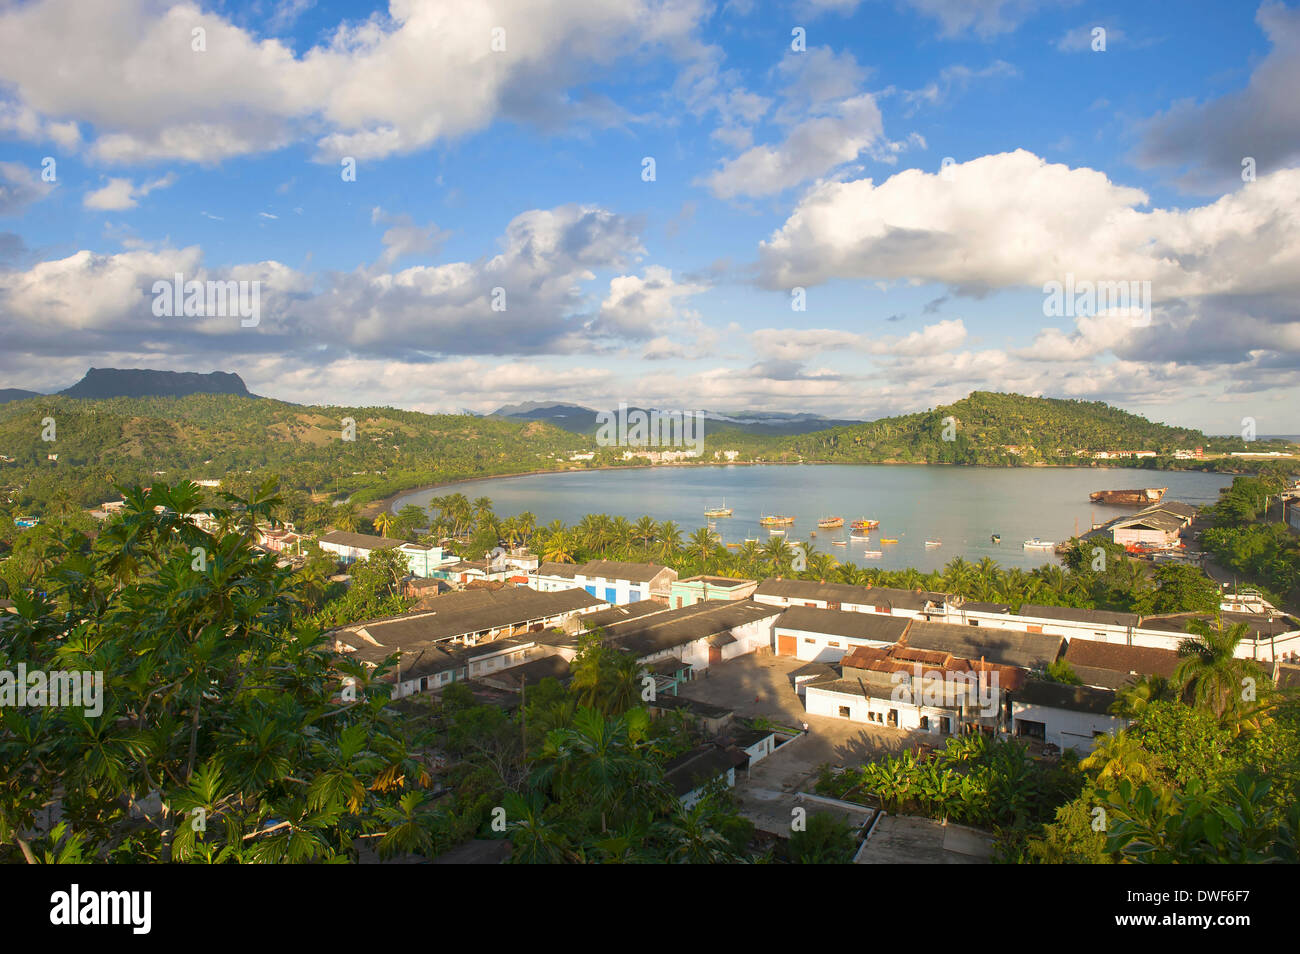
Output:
[{"left": 529, "top": 559, "right": 677, "bottom": 604}]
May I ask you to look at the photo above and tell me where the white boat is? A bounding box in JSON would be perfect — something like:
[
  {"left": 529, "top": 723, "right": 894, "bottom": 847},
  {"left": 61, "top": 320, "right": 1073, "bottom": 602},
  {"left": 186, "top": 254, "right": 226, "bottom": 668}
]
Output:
[
  {"left": 1023, "top": 538, "right": 1056, "bottom": 549},
  {"left": 925, "top": 540, "right": 941, "bottom": 548},
  {"left": 832, "top": 539, "right": 847, "bottom": 547},
  {"left": 862, "top": 550, "right": 883, "bottom": 558}
]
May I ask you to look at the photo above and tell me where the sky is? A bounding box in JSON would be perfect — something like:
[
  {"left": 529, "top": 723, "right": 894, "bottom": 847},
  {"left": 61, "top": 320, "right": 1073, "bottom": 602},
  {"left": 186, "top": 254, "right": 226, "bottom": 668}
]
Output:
[{"left": 1, "top": 0, "right": 1299, "bottom": 435}]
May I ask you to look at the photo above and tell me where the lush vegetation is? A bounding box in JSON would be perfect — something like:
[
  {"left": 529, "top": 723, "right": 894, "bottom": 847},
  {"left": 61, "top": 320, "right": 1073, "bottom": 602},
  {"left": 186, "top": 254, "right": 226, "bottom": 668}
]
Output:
[
  {"left": 1201, "top": 470, "right": 1300, "bottom": 608},
  {"left": 0, "top": 485, "right": 776, "bottom": 863}
]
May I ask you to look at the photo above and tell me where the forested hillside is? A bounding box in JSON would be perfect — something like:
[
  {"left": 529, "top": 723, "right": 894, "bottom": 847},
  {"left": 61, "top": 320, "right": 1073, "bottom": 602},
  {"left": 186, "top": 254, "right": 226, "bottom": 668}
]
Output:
[{"left": 775, "top": 391, "right": 1212, "bottom": 464}]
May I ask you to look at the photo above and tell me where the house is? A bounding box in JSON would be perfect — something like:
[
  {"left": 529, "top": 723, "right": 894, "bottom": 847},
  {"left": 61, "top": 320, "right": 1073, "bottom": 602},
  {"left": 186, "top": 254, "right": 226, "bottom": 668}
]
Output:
[
  {"left": 317, "top": 530, "right": 449, "bottom": 578},
  {"left": 600, "top": 599, "right": 782, "bottom": 673},
  {"left": 1109, "top": 511, "right": 1185, "bottom": 548},
  {"left": 1063, "top": 639, "right": 1180, "bottom": 690},
  {"left": 753, "top": 578, "right": 948, "bottom": 619},
  {"left": 258, "top": 527, "right": 304, "bottom": 554},
  {"left": 902, "top": 619, "right": 1065, "bottom": 671},
  {"left": 994, "top": 604, "right": 1141, "bottom": 644},
  {"left": 1136, "top": 610, "right": 1300, "bottom": 663},
  {"left": 528, "top": 559, "right": 678, "bottom": 604},
  {"left": 1010, "top": 680, "right": 1127, "bottom": 754},
  {"left": 803, "top": 643, "right": 1022, "bottom": 736},
  {"left": 670, "top": 575, "right": 758, "bottom": 607},
  {"left": 662, "top": 744, "right": 748, "bottom": 808},
  {"left": 772, "top": 606, "right": 909, "bottom": 662}
]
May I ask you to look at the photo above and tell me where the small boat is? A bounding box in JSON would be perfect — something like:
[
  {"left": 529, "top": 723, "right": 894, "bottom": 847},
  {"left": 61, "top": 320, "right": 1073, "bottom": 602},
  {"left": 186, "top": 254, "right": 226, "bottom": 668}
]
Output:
[
  {"left": 880, "top": 538, "right": 899, "bottom": 544},
  {"left": 862, "top": 550, "right": 883, "bottom": 558},
  {"left": 818, "top": 516, "right": 844, "bottom": 529},
  {"left": 851, "top": 518, "right": 880, "bottom": 531},
  {"left": 850, "top": 527, "right": 870, "bottom": 537},
  {"left": 832, "top": 540, "right": 847, "bottom": 547},
  {"left": 1024, "top": 538, "right": 1056, "bottom": 549},
  {"left": 768, "top": 528, "right": 786, "bottom": 536},
  {"left": 925, "top": 540, "right": 941, "bottom": 548},
  {"left": 760, "top": 514, "right": 795, "bottom": 528},
  {"left": 991, "top": 533, "right": 1001, "bottom": 544},
  {"left": 704, "top": 499, "right": 733, "bottom": 518}
]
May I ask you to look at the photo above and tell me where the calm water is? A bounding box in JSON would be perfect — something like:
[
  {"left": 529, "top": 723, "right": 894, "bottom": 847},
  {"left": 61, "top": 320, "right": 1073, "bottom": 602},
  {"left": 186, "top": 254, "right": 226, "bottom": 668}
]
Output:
[{"left": 392, "top": 464, "right": 1229, "bottom": 571}]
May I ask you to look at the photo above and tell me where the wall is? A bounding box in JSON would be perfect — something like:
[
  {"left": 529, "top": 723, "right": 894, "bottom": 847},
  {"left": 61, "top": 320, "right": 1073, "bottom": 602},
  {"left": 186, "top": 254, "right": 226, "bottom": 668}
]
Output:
[{"left": 1011, "top": 702, "right": 1128, "bottom": 754}]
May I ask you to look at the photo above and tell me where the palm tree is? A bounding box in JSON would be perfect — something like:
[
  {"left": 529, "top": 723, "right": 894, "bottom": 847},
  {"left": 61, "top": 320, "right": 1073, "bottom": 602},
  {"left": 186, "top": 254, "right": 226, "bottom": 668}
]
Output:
[
  {"left": 836, "top": 562, "right": 867, "bottom": 586},
  {"left": 1081, "top": 731, "right": 1160, "bottom": 787},
  {"left": 373, "top": 510, "right": 396, "bottom": 538},
  {"left": 760, "top": 535, "right": 793, "bottom": 574},
  {"left": 332, "top": 501, "right": 360, "bottom": 533},
  {"left": 472, "top": 496, "right": 495, "bottom": 527},
  {"left": 1111, "top": 674, "right": 1175, "bottom": 718},
  {"left": 633, "top": 516, "right": 658, "bottom": 551},
  {"left": 808, "top": 552, "right": 838, "bottom": 581},
  {"left": 542, "top": 529, "right": 578, "bottom": 564},
  {"left": 687, "top": 527, "right": 718, "bottom": 566},
  {"left": 1175, "top": 616, "right": 1270, "bottom": 725},
  {"left": 657, "top": 521, "right": 683, "bottom": 559}
]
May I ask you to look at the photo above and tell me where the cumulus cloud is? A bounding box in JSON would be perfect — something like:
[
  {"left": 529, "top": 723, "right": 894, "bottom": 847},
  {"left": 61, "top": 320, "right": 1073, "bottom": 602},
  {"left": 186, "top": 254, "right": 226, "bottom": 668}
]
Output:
[
  {"left": 900, "top": 0, "right": 1072, "bottom": 39},
  {"left": 1136, "top": 2, "right": 1300, "bottom": 189},
  {"left": 750, "top": 318, "right": 967, "bottom": 361},
  {"left": 0, "top": 0, "right": 709, "bottom": 163},
  {"left": 757, "top": 150, "right": 1300, "bottom": 303},
  {"left": 83, "top": 174, "right": 177, "bottom": 210}
]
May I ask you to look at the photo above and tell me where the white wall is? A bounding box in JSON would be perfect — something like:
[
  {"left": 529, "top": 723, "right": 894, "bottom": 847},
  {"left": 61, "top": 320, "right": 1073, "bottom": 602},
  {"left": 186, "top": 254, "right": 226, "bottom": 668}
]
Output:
[{"left": 1011, "top": 702, "right": 1128, "bottom": 754}]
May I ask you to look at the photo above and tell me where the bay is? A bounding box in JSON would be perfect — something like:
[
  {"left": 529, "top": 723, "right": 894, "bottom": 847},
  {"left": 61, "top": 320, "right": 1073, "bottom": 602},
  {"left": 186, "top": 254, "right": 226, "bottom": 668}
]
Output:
[{"left": 391, "top": 464, "right": 1229, "bottom": 571}]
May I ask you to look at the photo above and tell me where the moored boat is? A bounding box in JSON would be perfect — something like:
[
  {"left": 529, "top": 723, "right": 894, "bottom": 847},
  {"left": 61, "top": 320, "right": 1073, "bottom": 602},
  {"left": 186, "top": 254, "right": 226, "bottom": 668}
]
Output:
[
  {"left": 704, "top": 498, "right": 733, "bottom": 518},
  {"left": 925, "top": 540, "right": 941, "bottom": 547},
  {"left": 1023, "top": 538, "right": 1056, "bottom": 549},
  {"left": 862, "top": 550, "right": 883, "bottom": 558},
  {"left": 832, "top": 539, "right": 847, "bottom": 547},
  {"left": 991, "top": 533, "right": 1001, "bottom": 543},
  {"left": 850, "top": 518, "right": 880, "bottom": 531},
  {"left": 880, "top": 537, "right": 899, "bottom": 544},
  {"left": 818, "top": 516, "right": 844, "bottom": 529},
  {"left": 760, "top": 514, "right": 795, "bottom": 527}
]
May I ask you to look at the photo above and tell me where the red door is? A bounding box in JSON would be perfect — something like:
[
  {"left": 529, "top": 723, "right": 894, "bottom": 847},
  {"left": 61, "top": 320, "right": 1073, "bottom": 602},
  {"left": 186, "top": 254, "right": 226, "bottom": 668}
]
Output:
[{"left": 777, "top": 634, "right": 796, "bottom": 656}]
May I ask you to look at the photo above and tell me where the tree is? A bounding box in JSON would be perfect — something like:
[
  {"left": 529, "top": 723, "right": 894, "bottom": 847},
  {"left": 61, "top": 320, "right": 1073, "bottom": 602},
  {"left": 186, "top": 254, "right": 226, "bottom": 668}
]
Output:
[
  {"left": 1174, "top": 616, "right": 1271, "bottom": 727},
  {"left": 373, "top": 510, "right": 396, "bottom": 538},
  {"left": 1138, "top": 564, "right": 1221, "bottom": 616},
  {"left": 788, "top": 813, "right": 857, "bottom": 863}
]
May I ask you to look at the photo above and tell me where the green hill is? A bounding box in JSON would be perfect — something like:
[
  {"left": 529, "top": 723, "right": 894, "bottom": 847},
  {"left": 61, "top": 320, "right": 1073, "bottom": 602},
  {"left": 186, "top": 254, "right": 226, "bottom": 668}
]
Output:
[{"left": 767, "top": 391, "right": 1210, "bottom": 465}]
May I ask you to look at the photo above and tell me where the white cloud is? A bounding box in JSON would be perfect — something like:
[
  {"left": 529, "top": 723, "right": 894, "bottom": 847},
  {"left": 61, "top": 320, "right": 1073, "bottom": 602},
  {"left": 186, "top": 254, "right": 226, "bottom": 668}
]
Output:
[
  {"left": 0, "top": 161, "right": 55, "bottom": 214},
  {"left": 758, "top": 150, "right": 1300, "bottom": 302},
  {"left": 0, "top": 0, "right": 709, "bottom": 163},
  {"left": 83, "top": 174, "right": 176, "bottom": 210}
]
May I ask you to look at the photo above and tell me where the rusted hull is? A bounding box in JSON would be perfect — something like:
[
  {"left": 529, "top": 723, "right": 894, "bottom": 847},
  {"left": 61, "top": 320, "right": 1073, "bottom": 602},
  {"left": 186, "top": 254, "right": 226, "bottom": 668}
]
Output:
[{"left": 1089, "top": 487, "right": 1167, "bottom": 505}]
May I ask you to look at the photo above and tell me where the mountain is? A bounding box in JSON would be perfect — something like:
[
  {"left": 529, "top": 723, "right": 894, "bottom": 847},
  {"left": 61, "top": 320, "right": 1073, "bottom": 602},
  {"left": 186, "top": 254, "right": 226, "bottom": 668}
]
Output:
[
  {"left": 0, "top": 388, "right": 43, "bottom": 404},
  {"left": 58, "top": 368, "right": 253, "bottom": 400},
  {"left": 490, "top": 402, "right": 861, "bottom": 436},
  {"left": 772, "top": 391, "right": 1211, "bottom": 464}
]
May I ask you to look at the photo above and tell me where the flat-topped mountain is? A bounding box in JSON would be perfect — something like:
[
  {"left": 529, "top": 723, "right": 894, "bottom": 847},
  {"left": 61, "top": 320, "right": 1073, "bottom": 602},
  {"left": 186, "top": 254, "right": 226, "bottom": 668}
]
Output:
[{"left": 58, "top": 368, "right": 253, "bottom": 400}]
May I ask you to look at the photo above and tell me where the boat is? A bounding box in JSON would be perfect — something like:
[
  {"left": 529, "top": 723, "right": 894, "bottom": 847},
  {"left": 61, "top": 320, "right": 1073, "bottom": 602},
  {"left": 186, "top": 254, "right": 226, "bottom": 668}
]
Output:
[
  {"left": 925, "top": 540, "right": 941, "bottom": 548},
  {"left": 850, "top": 519, "right": 880, "bottom": 531},
  {"left": 880, "top": 538, "right": 899, "bottom": 544},
  {"left": 760, "top": 514, "right": 795, "bottom": 528},
  {"left": 704, "top": 499, "right": 733, "bottom": 518},
  {"left": 832, "top": 540, "right": 847, "bottom": 547},
  {"left": 1089, "top": 487, "right": 1167, "bottom": 506},
  {"left": 862, "top": 550, "right": 883, "bottom": 558},
  {"left": 818, "top": 516, "right": 844, "bottom": 529},
  {"left": 1023, "top": 538, "right": 1056, "bottom": 549},
  {"left": 991, "top": 533, "right": 1001, "bottom": 543},
  {"left": 850, "top": 527, "right": 871, "bottom": 538},
  {"left": 768, "top": 528, "right": 786, "bottom": 536}
]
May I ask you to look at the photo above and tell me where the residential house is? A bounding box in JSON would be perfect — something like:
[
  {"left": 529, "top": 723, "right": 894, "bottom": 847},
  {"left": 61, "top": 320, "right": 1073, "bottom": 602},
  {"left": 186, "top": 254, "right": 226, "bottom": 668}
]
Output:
[
  {"left": 670, "top": 575, "right": 758, "bottom": 607},
  {"left": 317, "top": 530, "right": 449, "bottom": 578},
  {"left": 528, "top": 559, "right": 678, "bottom": 604},
  {"left": 772, "top": 606, "right": 909, "bottom": 662},
  {"left": 1010, "top": 680, "right": 1127, "bottom": 754}
]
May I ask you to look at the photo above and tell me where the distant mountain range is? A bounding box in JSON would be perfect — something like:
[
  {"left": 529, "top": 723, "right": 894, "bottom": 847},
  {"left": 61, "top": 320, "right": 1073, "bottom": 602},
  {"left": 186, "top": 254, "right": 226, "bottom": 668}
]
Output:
[
  {"left": 0, "top": 368, "right": 254, "bottom": 403},
  {"left": 489, "top": 402, "right": 863, "bottom": 436}
]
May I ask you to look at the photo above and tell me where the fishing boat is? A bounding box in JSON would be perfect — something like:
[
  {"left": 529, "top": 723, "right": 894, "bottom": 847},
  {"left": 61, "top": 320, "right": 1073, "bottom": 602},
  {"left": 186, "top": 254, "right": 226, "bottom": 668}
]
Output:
[
  {"left": 851, "top": 518, "right": 880, "bottom": 531},
  {"left": 880, "top": 537, "right": 899, "bottom": 544},
  {"left": 850, "top": 526, "right": 871, "bottom": 538},
  {"left": 991, "top": 533, "right": 1001, "bottom": 544},
  {"left": 862, "top": 550, "right": 883, "bottom": 558},
  {"left": 704, "top": 499, "right": 733, "bottom": 518},
  {"left": 925, "top": 540, "right": 941, "bottom": 548},
  {"left": 1023, "top": 538, "right": 1056, "bottom": 550},
  {"left": 818, "top": 516, "right": 844, "bottom": 529},
  {"left": 760, "top": 514, "right": 795, "bottom": 528}
]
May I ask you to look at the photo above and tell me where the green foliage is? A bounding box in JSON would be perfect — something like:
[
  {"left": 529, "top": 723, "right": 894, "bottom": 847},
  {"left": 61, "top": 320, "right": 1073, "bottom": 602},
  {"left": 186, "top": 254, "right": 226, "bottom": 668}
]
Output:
[
  {"left": 1046, "top": 659, "right": 1082, "bottom": 685},
  {"left": 787, "top": 812, "right": 857, "bottom": 864}
]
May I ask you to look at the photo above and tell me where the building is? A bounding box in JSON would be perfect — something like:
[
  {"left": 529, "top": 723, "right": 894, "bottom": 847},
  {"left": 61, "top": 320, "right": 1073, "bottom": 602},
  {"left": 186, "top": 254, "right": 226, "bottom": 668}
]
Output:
[
  {"left": 317, "top": 530, "right": 449, "bottom": 579},
  {"left": 528, "top": 559, "right": 678, "bottom": 604},
  {"left": 600, "top": 599, "right": 782, "bottom": 673},
  {"left": 663, "top": 745, "right": 748, "bottom": 808},
  {"left": 670, "top": 575, "right": 758, "bottom": 607},
  {"left": 1009, "top": 680, "right": 1127, "bottom": 754},
  {"left": 1109, "top": 511, "right": 1186, "bottom": 548},
  {"left": 903, "top": 619, "right": 1065, "bottom": 671},
  {"left": 1063, "top": 638, "right": 1180, "bottom": 690},
  {"left": 753, "top": 578, "right": 948, "bottom": 619},
  {"left": 772, "top": 606, "right": 908, "bottom": 662}
]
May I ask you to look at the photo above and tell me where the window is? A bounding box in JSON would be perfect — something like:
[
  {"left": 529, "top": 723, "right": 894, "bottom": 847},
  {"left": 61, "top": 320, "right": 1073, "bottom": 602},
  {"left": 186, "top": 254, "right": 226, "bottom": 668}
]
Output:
[
  {"left": 969, "top": 620, "right": 979, "bottom": 626},
  {"left": 887, "top": 709, "right": 898, "bottom": 727},
  {"left": 829, "top": 641, "right": 840, "bottom": 648},
  {"left": 676, "top": 597, "right": 683, "bottom": 608},
  {"left": 1027, "top": 624, "right": 1043, "bottom": 634},
  {"left": 838, "top": 706, "right": 851, "bottom": 719},
  {"left": 920, "top": 716, "right": 929, "bottom": 730},
  {"left": 804, "top": 638, "right": 815, "bottom": 644}
]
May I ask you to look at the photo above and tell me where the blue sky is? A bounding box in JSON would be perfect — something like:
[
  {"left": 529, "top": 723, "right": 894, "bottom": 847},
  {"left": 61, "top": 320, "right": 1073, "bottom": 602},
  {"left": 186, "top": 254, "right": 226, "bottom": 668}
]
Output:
[{"left": 1, "top": 0, "right": 1299, "bottom": 435}]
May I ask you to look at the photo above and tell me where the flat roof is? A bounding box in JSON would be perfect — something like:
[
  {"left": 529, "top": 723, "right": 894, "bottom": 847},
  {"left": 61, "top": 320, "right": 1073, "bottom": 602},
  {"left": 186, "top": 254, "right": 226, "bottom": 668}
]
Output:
[
  {"left": 775, "top": 606, "right": 910, "bottom": 642},
  {"left": 904, "top": 620, "right": 1065, "bottom": 671},
  {"left": 1018, "top": 604, "right": 1140, "bottom": 628}
]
